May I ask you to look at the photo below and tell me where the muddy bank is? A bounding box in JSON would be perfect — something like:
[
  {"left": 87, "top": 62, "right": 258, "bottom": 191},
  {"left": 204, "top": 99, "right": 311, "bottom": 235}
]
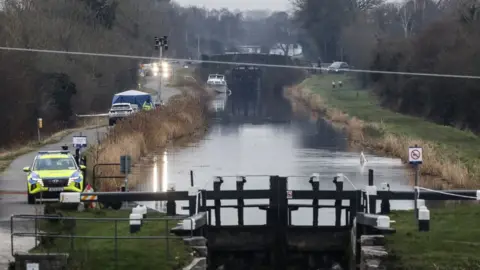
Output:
[
  {"left": 284, "top": 77, "right": 473, "bottom": 189},
  {"left": 87, "top": 88, "right": 211, "bottom": 191}
]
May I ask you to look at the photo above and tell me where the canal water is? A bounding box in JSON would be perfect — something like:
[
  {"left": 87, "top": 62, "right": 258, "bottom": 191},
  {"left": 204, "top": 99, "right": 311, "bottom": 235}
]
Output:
[{"left": 132, "top": 90, "right": 413, "bottom": 225}]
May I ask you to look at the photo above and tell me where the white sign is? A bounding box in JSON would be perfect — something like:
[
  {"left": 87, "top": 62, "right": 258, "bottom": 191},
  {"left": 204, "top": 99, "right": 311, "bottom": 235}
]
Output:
[
  {"left": 72, "top": 136, "right": 87, "bottom": 147},
  {"left": 26, "top": 263, "right": 40, "bottom": 270},
  {"left": 408, "top": 146, "right": 423, "bottom": 164},
  {"left": 286, "top": 190, "right": 293, "bottom": 199}
]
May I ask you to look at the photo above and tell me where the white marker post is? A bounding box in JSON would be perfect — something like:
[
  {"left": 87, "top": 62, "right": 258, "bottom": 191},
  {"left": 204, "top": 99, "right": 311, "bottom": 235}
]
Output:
[{"left": 408, "top": 144, "right": 423, "bottom": 218}]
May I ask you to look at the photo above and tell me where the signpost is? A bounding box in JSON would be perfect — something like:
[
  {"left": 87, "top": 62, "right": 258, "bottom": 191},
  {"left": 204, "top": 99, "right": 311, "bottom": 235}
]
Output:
[
  {"left": 120, "top": 155, "right": 132, "bottom": 192},
  {"left": 408, "top": 145, "right": 423, "bottom": 218},
  {"left": 73, "top": 136, "right": 88, "bottom": 149}
]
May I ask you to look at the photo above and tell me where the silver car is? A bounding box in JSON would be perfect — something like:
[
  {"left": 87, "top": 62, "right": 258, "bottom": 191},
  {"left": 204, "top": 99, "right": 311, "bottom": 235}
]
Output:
[
  {"left": 108, "top": 103, "right": 136, "bottom": 126},
  {"left": 327, "top": 62, "right": 350, "bottom": 73}
]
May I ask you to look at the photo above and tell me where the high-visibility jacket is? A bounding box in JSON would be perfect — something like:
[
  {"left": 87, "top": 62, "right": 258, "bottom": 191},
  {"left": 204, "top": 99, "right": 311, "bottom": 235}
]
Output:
[{"left": 142, "top": 102, "right": 152, "bottom": 111}]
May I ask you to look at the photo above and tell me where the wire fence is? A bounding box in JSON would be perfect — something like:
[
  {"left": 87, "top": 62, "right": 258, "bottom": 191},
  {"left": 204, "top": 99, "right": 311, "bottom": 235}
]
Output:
[{"left": 10, "top": 213, "right": 193, "bottom": 270}]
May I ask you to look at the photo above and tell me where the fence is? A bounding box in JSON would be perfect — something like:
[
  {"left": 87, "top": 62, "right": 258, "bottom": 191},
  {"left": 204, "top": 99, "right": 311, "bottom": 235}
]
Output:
[
  {"left": 92, "top": 163, "right": 125, "bottom": 190},
  {"left": 10, "top": 214, "right": 193, "bottom": 270}
]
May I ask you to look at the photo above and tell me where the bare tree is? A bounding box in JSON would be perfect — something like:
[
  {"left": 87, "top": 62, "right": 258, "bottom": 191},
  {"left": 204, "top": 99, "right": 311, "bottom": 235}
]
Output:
[{"left": 267, "top": 12, "right": 298, "bottom": 57}]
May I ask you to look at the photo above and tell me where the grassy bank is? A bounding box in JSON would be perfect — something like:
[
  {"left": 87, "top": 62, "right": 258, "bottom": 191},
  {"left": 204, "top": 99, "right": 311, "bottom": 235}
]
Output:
[
  {"left": 386, "top": 206, "right": 480, "bottom": 270},
  {"left": 286, "top": 74, "right": 480, "bottom": 269},
  {"left": 286, "top": 74, "right": 480, "bottom": 188},
  {"left": 88, "top": 89, "right": 209, "bottom": 191},
  {"left": 0, "top": 116, "right": 107, "bottom": 173},
  {"left": 34, "top": 208, "right": 191, "bottom": 270}
]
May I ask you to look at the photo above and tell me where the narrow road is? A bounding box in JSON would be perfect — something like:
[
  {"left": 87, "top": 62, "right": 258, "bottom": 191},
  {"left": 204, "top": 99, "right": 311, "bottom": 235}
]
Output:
[
  {"left": 0, "top": 127, "right": 107, "bottom": 216},
  {"left": 0, "top": 126, "right": 107, "bottom": 267},
  {"left": 143, "top": 64, "right": 183, "bottom": 102},
  {"left": 0, "top": 75, "right": 180, "bottom": 267}
]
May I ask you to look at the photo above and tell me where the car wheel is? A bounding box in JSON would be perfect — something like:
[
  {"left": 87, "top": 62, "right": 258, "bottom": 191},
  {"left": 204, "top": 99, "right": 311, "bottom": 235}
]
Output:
[
  {"left": 27, "top": 194, "right": 35, "bottom": 204},
  {"left": 110, "top": 202, "right": 122, "bottom": 210}
]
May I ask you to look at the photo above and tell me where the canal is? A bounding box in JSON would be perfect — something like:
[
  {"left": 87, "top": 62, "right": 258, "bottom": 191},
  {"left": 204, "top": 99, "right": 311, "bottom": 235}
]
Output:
[{"left": 132, "top": 90, "right": 413, "bottom": 225}]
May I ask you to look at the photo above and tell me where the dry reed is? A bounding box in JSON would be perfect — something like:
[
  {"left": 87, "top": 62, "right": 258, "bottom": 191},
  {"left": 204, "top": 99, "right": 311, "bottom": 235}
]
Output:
[
  {"left": 88, "top": 91, "right": 209, "bottom": 191},
  {"left": 285, "top": 85, "right": 471, "bottom": 189}
]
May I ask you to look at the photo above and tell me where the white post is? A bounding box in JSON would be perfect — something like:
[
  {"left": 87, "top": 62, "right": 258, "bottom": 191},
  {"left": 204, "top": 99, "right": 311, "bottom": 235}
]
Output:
[{"left": 418, "top": 206, "right": 430, "bottom": 232}]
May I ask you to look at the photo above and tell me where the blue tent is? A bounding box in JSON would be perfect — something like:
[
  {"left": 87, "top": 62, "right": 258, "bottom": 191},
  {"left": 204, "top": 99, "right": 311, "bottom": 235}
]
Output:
[{"left": 112, "top": 90, "right": 152, "bottom": 108}]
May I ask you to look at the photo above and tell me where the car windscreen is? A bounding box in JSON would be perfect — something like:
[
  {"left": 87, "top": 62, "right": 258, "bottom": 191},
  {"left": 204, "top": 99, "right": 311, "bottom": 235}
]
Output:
[
  {"left": 33, "top": 157, "right": 77, "bottom": 171},
  {"left": 330, "top": 62, "right": 342, "bottom": 68},
  {"left": 111, "top": 105, "right": 131, "bottom": 110}
]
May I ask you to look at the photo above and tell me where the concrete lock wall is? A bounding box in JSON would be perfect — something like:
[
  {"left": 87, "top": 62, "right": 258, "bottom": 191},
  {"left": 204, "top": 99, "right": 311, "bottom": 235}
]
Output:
[
  {"left": 349, "top": 220, "right": 389, "bottom": 270},
  {"left": 13, "top": 253, "right": 69, "bottom": 270},
  {"left": 182, "top": 237, "right": 207, "bottom": 270},
  {"left": 360, "top": 235, "right": 388, "bottom": 270}
]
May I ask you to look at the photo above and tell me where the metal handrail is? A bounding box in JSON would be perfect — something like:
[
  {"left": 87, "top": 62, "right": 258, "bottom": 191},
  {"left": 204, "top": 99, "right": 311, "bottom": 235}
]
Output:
[{"left": 10, "top": 213, "right": 194, "bottom": 269}]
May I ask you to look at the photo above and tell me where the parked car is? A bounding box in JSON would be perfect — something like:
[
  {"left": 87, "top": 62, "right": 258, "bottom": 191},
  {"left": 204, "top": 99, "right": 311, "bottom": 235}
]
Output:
[
  {"left": 327, "top": 62, "right": 350, "bottom": 73},
  {"left": 108, "top": 103, "right": 137, "bottom": 126},
  {"left": 23, "top": 150, "right": 86, "bottom": 204}
]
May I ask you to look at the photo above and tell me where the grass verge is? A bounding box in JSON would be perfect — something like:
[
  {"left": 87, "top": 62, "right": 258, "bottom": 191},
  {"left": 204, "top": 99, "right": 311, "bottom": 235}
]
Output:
[
  {"left": 0, "top": 117, "right": 107, "bottom": 173},
  {"left": 88, "top": 87, "right": 209, "bottom": 191},
  {"left": 286, "top": 74, "right": 480, "bottom": 269},
  {"left": 285, "top": 74, "right": 480, "bottom": 188},
  {"left": 35, "top": 208, "right": 191, "bottom": 270},
  {"left": 386, "top": 206, "right": 480, "bottom": 270}
]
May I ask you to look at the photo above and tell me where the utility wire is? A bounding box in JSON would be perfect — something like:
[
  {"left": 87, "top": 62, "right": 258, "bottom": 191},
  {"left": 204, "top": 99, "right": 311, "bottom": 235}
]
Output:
[{"left": 1, "top": 46, "right": 480, "bottom": 79}]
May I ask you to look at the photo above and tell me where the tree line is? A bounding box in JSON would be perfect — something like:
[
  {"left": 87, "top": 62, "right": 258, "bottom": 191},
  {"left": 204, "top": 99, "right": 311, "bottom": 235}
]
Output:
[
  {"left": 0, "top": 0, "right": 288, "bottom": 147},
  {"left": 294, "top": 0, "right": 480, "bottom": 132}
]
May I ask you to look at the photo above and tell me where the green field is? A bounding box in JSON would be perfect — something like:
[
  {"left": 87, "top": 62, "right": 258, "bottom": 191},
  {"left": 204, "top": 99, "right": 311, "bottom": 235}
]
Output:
[
  {"left": 386, "top": 205, "right": 480, "bottom": 270},
  {"left": 302, "top": 74, "right": 480, "bottom": 178},
  {"left": 34, "top": 208, "right": 191, "bottom": 270},
  {"left": 301, "top": 74, "right": 480, "bottom": 269}
]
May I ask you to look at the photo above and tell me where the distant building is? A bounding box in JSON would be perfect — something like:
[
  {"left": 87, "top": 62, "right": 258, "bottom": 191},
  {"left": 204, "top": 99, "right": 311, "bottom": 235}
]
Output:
[
  {"left": 237, "top": 45, "right": 262, "bottom": 54},
  {"left": 269, "top": 43, "right": 303, "bottom": 58}
]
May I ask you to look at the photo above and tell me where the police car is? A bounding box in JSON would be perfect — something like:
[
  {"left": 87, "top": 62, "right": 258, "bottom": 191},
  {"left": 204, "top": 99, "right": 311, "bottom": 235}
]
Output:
[{"left": 23, "top": 150, "right": 86, "bottom": 204}]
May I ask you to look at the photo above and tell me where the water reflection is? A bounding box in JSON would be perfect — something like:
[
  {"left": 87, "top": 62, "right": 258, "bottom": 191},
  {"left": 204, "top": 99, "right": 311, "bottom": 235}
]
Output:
[
  {"left": 162, "top": 151, "right": 169, "bottom": 192},
  {"left": 152, "top": 156, "right": 158, "bottom": 192},
  {"left": 153, "top": 121, "right": 412, "bottom": 225},
  {"left": 134, "top": 91, "right": 413, "bottom": 225},
  {"left": 210, "top": 92, "right": 228, "bottom": 113},
  {"left": 298, "top": 117, "right": 348, "bottom": 151},
  {"left": 132, "top": 151, "right": 169, "bottom": 210}
]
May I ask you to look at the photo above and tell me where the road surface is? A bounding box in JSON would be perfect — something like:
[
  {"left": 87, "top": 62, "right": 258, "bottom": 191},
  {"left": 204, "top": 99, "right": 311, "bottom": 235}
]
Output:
[
  {"left": 0, "top": 126, "right": 107, "bottom": 266},
  {"left": 143, "top": 62, "right": 183, "bottom": 103},
  {"left": 0, "top": 75, "right": 179, "bottom": 267}
]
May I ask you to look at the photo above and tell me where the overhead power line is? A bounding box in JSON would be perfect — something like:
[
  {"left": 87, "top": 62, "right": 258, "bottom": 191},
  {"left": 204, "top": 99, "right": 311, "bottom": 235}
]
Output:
[{"left": 1, "top": 46, "right": 480, "bottom": 79}]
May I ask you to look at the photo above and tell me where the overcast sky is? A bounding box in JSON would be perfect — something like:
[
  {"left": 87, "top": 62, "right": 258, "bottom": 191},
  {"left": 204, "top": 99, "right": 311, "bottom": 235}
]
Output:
[{"left": 173, "top": 0, "right": 291, "bottom": 11}]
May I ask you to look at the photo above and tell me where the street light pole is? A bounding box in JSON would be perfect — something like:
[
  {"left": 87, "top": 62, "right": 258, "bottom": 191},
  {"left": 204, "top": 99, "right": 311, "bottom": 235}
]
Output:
[
  {"left": 158, "top": 46, "right": 163, "bottom": 103},
  {"left": 154, "top": 36, "right": 168, "bottom": 105}
]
